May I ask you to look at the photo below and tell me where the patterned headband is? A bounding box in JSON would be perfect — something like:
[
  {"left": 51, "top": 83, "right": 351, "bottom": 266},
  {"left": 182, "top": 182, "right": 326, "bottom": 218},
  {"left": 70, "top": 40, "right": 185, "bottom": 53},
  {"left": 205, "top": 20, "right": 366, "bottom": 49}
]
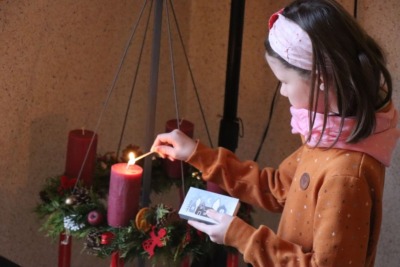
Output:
[{"left": 268, "top": 9, "right": 313, "bottom": 70}]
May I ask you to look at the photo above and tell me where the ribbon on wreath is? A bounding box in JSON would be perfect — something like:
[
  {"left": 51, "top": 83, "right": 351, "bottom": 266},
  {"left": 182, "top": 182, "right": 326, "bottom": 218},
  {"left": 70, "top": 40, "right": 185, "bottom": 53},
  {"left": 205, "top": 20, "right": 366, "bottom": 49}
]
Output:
[{"left": 57, "top": 176, "right": 77, "bottom": 194}]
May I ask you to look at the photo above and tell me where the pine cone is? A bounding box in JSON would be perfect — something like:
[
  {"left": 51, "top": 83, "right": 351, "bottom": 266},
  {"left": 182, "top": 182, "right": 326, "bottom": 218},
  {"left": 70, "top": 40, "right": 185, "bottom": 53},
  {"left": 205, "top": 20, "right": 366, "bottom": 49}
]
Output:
[
  {"left": 73, "top": 187, "right": 91, "bottom": 205},
  {"left": 39, "top": 190, "right": 50, "bottom": 203},
  {"left": 84, "top": 230, "right": 102, "bottom": 251},
  {"left": 156, "top": 206, "right": 180, "bottom": 228}
]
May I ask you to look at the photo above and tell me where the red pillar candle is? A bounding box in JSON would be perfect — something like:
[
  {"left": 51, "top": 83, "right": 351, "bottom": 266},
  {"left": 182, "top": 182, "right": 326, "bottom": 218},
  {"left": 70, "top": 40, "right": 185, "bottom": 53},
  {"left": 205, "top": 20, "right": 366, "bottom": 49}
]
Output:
[
  {"left": 226, "top": 252, "right": 239, "bottom": 267},
  {"left": 207, "top": 181, "right": 226, "bottom": 195},
  {"left": 180, "top": 256, "right": 190, "bottom": 267},
  {"left": 59, "top": 129, "right": 97, "bottom": 267},
  {"left": 58, "top": 232, "right": 71, "bottom": 267},
  {"left": 164, "top": 119, "right": 194, "bottom": 179},
  {"left": 110, "top": 251, "right": 124, "bottom": 267},
  {"left": 107, "top": 159, "right": 143, "bottom": 227},
  {"left": 65, "top": 129, "right": 98, "bottom": 187}
]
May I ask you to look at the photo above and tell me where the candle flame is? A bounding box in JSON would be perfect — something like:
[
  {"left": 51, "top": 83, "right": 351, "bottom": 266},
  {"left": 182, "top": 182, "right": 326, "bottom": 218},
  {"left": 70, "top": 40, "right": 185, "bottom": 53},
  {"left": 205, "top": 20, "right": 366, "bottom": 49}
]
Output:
[{"left": 127, "top": 152, "right": 136, "bottom": 167}]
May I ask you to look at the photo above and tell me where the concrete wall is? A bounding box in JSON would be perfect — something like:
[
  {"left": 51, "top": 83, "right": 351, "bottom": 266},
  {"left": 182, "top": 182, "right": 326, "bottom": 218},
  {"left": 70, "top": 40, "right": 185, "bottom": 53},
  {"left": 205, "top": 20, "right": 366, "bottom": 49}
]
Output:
[{"left": 0, "top": 1, "right": 398, "bottom": 266}]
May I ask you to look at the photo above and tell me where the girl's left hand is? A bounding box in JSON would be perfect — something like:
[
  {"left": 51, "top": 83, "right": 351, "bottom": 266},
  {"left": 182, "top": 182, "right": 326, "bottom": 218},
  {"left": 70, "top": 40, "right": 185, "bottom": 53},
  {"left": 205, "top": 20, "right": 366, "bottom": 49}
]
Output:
[{"left": 188, "top": 209, "right": 234, "bottom": 244}]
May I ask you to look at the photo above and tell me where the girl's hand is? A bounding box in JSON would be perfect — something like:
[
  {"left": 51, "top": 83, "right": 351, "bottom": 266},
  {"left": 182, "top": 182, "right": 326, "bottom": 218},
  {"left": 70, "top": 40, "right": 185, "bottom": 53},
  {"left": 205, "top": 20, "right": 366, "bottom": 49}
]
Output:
[
  {"left": 188, "top": 209, "right": 234, "bottom": 244},
  {"left": 151, "top": 129, "right": 196, "bottom": 161}
]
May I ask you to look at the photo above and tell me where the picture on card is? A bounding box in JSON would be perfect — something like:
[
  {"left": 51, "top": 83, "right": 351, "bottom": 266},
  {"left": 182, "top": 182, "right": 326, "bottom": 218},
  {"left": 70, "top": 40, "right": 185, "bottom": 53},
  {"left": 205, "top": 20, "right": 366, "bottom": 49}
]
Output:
[{"left": 178, "top": 187, "right": 240, "bottom": 224}]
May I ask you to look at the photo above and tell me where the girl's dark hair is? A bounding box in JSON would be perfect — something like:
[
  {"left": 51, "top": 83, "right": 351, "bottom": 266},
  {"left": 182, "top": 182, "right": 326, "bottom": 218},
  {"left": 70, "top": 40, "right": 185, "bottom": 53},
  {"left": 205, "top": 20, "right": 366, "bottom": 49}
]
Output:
[{"left": 265, "top": 0, "right": 392, "bottom": 143}]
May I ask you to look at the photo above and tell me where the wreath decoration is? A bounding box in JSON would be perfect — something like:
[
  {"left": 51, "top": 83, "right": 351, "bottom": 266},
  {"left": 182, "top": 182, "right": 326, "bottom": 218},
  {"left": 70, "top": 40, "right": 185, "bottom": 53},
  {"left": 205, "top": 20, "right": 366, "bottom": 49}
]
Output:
[{"left": 35, "top": 145, "right": 254, "bottom": 264}]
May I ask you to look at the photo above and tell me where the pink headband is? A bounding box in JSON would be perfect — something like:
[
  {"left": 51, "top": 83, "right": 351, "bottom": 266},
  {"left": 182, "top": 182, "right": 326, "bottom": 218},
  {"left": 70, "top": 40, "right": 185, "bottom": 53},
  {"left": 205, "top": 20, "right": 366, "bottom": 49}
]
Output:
[{"left": 268, "top": 11, "right": 313, "bottom": 70}]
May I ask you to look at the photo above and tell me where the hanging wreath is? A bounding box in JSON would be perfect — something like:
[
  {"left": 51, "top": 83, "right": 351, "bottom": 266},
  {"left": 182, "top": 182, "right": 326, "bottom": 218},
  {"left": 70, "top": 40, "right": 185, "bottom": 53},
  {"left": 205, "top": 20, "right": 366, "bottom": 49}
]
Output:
[{"left": 35, "top": 144, "right": 254, "bottom": 263}]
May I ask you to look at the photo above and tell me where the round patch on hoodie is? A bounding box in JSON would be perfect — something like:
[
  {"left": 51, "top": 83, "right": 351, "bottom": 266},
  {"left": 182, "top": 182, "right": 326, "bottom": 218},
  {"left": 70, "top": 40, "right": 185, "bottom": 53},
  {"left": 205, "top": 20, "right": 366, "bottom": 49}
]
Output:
[{"left": 300, "top": 173, "right": 310, "bottom": 190}]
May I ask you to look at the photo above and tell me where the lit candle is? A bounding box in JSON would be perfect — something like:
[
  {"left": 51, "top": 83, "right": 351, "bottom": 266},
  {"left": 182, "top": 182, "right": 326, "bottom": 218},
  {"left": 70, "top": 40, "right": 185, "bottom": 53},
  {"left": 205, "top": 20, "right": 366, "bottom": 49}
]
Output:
[
  {"left": 107, "top": 153, "right": 143, "bottom": 227},
  {"left": 65, "top": 129, "right": 97, "bottom": 187}
]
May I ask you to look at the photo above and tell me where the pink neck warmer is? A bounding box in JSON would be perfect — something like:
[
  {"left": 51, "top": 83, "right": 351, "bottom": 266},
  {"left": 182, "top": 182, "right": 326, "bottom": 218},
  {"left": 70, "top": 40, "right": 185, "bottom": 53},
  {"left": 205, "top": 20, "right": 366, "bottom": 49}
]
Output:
[{"left": 290, "top": 106, "right": 400, "bottom": 166}]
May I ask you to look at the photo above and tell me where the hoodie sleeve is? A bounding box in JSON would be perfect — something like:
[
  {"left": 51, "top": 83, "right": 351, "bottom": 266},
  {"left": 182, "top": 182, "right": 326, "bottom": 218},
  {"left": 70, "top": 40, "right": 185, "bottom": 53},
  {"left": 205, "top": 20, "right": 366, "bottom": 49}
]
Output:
[{"left": 186, "top": 142, "right": 302, "bottom": 212}]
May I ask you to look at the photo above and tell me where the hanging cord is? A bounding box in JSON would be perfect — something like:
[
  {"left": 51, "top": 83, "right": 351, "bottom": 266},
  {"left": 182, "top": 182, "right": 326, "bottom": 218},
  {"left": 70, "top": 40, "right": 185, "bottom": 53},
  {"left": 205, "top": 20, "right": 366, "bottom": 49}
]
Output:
[
  {"left": 165, "top": 1, "right": 181, "bottom": 124},
  {"left": 169, "top": 0, "right": 214, "bottom": 148},
  {"left": 253, "top": 81, "right": 280, "bottom": 162},
  {"left": 73, "top": 0, "right": 149, "bottom": 192},
  {"left": 353, "top": 0, "right": 358, "bottom": 19},
  {"left": 116, "top": 0, "right": 154, "bottom": 159},
  {"left": 165, "top": 0, "right": 187, "bottom": 195}
]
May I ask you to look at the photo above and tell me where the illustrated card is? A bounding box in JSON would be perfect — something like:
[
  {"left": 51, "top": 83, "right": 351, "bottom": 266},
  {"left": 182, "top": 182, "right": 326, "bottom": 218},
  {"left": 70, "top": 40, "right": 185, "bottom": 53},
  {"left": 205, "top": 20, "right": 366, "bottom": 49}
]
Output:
[{"left": 179, "top": 187, "right": 240, "bottom": 224}]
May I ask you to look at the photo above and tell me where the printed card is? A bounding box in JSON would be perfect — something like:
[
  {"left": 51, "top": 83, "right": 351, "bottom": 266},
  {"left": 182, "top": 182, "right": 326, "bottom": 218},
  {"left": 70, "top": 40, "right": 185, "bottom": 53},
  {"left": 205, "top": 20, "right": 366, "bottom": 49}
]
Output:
[{"left": 179, "top": 187, "right": 240, "bottom": 224}]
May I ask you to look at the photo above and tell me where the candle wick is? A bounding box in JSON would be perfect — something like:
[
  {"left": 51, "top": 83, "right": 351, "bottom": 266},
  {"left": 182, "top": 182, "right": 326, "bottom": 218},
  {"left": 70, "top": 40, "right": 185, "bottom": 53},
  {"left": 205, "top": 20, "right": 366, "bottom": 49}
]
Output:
[
  {"left": 126, "top": 158, "right": 136, "bottom": 169},
  {"left": 179, "top": 118, "right": 184, "bottom": 126},
  {"left": 82, "top": 127, "right": 85, "bottom": 135}
]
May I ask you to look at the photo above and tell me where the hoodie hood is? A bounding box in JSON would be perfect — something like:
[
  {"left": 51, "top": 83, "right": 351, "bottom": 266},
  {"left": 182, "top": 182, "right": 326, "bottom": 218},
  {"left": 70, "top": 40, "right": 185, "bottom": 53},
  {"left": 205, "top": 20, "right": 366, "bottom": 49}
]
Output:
[{"left": 290, "top": 104, "right": 400, "bottom": 167}]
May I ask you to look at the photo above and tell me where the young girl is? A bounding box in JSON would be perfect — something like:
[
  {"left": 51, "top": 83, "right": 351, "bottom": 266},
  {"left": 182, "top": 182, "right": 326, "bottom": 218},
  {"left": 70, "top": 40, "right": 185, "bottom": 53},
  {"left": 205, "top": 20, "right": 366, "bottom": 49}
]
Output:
[{"left": 151, "top": 0, "right": 399, "bottom": 266}]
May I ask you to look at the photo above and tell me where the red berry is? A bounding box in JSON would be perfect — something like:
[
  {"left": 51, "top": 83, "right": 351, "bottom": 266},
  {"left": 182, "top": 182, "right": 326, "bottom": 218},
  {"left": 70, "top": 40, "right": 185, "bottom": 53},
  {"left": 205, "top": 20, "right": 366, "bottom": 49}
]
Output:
[{"left": 87, "top": 210, "right": 104, "bottom": 226}]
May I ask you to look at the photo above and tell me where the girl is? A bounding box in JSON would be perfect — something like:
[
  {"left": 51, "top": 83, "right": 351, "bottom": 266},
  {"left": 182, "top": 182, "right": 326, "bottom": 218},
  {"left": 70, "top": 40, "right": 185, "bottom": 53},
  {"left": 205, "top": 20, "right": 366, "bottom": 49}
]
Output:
[{"left": 151, "top": 0, "right": 399, "bottom": 266}]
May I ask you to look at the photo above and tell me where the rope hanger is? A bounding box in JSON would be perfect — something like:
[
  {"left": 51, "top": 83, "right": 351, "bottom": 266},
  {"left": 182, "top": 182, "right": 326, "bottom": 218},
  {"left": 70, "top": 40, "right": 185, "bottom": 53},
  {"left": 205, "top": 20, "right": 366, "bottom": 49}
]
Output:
[{"left": 73, "top": 0, "right": 213, "bottom": 198}]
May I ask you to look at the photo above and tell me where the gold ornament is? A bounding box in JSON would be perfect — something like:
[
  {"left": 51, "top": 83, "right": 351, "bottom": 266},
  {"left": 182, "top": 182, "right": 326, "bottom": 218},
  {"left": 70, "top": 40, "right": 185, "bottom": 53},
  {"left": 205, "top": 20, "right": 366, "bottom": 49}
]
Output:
[
  {"left": 65, "top": 196, "right": 77, "bottom": 205},
  {"left": 192, "top": 171, "right": 202, "bottom": 180}
]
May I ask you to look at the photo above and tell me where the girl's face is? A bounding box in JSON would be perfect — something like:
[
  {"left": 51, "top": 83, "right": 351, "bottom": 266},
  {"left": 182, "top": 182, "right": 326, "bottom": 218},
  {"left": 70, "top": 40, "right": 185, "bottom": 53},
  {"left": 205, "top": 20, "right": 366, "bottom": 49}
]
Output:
[
  {"left": 265, "top": 53, "right": 338, "bottom": 113},
  {"left": 265, "top": 53, "right": 312, "bottom": 110}
]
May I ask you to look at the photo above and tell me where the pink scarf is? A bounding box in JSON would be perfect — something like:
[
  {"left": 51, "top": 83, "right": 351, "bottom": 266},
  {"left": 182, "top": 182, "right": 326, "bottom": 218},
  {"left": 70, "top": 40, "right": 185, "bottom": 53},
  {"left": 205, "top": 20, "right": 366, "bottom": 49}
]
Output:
[{"left": 290, "top": 106, "right": 400, "bottom": 166}]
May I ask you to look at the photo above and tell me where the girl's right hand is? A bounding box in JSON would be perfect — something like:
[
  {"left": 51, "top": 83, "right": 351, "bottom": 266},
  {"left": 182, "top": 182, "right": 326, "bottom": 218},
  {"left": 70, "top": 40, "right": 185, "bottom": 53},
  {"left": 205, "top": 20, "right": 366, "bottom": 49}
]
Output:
[{"left": 151, "top": 129, "right": 196, "bottom": 162}]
